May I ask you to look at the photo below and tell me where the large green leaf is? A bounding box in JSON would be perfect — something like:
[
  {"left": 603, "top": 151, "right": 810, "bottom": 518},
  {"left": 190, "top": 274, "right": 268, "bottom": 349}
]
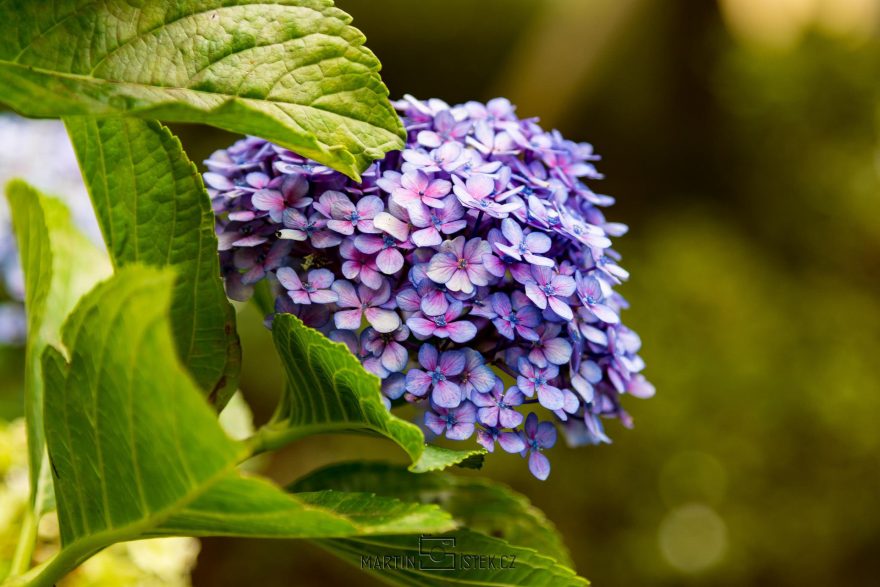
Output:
[
  {"left": 0, "top": 0, "right": 404, "bottom": 180},
  {"left": 30, "top": 266, "right": 454, "bottom": 587},
  {"left": 250, "top": 313, "right": 485, "bottom": 472},
  {"left": 292, "top": 462, "right": 574, "bottom": 567},
  {"left": 6, "top": 181, "right": 112, "bottom": 513},
  {"left": 318, "top": 532, "right": 588, "bottom": 587},
  {"left": 64, "top": 117, "right": 240, "bottom": 407}
]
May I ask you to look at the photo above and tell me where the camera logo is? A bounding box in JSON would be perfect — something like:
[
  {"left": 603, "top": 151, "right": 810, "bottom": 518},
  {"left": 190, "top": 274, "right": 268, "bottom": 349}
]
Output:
[{"left": 418, "top": 536, "right": 456, "bottom": 570}]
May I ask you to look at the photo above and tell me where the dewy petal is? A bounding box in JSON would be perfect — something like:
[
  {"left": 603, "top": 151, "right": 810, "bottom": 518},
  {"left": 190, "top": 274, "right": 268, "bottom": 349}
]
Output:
[
  {"left": 432, "top": 380, "right": 463, "bottom": 408},
  {"left": 528, "top": 451, "right": 551, "bottom": 481},
  {"left": 365, "top": 307, "right": 401, "bottom": 333}
]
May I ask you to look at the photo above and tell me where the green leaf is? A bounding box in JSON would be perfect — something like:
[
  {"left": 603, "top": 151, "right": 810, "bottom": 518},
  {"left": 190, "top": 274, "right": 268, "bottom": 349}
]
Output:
[
  {"left": 0, "top": 0, "right": 404, "bottom": 179},
  {"left": 252, "top": 313, "right": 484, "bottom": 472},
  {"left": 318, "top": 531, "right": 588, "bottom": 587},
  {"left": 5, "top": 181, "right": 111, "bottom": 511},
  {"left": 292, "top": 462, "right": 574, "bottom": 567},
  {"left": 157, "top": 475, "right": 455, "bottom": 538},
  {"left": 64, "top": 117, "right": 240, "bottom": 407},
  {"left": 34, "top": 265, "right": 454, "bottom": 586}
]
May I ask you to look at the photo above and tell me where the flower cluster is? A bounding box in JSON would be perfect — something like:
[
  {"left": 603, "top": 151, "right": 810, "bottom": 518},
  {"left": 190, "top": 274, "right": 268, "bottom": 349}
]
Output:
[{"left": 207, "top": 96, "right": 654, "bottom": 480}]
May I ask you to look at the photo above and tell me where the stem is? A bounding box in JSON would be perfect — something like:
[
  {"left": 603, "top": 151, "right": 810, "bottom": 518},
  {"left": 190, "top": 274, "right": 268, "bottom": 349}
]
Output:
[
  {"left": 12, "top": 538, "right": 100, "bottom": 587},
  {"left": 8, "top": 508, "right": 37, "bottom": 578}
]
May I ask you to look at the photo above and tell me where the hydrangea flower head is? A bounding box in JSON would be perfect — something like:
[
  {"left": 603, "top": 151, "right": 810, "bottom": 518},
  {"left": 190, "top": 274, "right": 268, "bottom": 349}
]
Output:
[{"left": 208, "top": 95, "right": 653, "bottom": 480}]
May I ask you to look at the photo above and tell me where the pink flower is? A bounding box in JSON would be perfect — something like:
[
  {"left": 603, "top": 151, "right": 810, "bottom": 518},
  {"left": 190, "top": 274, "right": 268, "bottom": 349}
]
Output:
[
  {"left": 332, "top": 279, "right": 401, "bottom": 333},
  {"left": 277, "top": 268, "right": 338, "bottom": 305},
  {"left": 426, "top": 236, "right": 493, "bottom": 294}
]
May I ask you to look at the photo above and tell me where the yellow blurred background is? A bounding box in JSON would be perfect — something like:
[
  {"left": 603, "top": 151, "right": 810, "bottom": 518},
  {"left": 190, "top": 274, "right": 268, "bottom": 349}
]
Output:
[{"left": 2, "top": 1, "right": 879, "bottom": 585}]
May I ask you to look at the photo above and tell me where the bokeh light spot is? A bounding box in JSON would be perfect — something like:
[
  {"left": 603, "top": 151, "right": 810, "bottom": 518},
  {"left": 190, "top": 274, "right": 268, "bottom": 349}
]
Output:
[{"left": 658, "top": 503, "right": 728, "bottom": 573}]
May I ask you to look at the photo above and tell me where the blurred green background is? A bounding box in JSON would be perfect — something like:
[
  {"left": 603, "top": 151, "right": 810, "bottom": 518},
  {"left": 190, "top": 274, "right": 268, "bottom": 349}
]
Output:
[{"left": 3, "top": 0, "right": 880, "bottom": 585}]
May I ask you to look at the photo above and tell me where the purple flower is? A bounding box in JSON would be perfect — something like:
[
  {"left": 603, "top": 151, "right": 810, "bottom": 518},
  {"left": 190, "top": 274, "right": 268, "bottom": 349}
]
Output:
[
  {"left": 362, "top": 325, "right": 410, "bottom": 373},
  {"left": 277, "top": 268, "right": 338, "bottom": 305},
  {"left": 353, "top": 233, "right": 405, "bottom": 275},
  {"left": 251, "top": 174, "right": 310, "bottom": 222},
  {"left": 408, "top": 199, "right": 467, "bottom": 247},
  {"left": 278, "top": 209, "right": 342, "bottom": 249},
  {"left": 426, "top": 236, "right": 492, "bottom": 294},
  {"left": 571, "top": 360, "right": 602, "bottom": 403},
  {"left": 457, "top": 349, "right": 497, "bottom": 397},
  {"left": 233, "top": 240, "right": 292, "bottom": 285},
  {"left": 407, "top": 301, "right": 477, "bottom": 343},
  {"left": 452, "top": 174, "right": 522, "bottom": 219},
  {"left": 406, "top": 344, "right": 466, "bottom": 408},
  {"left": 528, "top": 324, "right": 573, "bottom": 367},
  {"left": 488, "top": 291, "right": 541, "bottom": 341},
  {"left": 340, "top": 237, "right": 383, "bottom": 289},
  {"left": 494, "top": 218, "right": 554, "bottom": 267},
  {"left": 473, "top": 382, "right": 524, "bottom": 428},
  {"left": 402, "top": 142, "right": 467, "bottom": 174},
  {"left": 477, "top": 427, "right": 526, "bottom": 454},
  {"left": 316, "top": 191, "right": 383, "bottom": 235},
  {"left": 389, "top": 170, "right": 451, "bottom": 210},
  {"left": 332, "top": 279, "right": 401, "bottom": 333},
  {"left": 521, "top": 413, "right": 557, "bottom": 480},
  {"left": 524, "top": 266, "right": 576, "bottom": 320},
  {"left": 208, "top": 96, "right": 654, "bottom": 481},
  {"left": 425, "top": 401, "right": 476, "bottom": 440},
  {"left": 517, "top": 358, "right": 564, "bottom": 411},
  {"left": 575, "top": 272, "right": 619, "bottom": 324},
  {"left": 417, "top": 109, "right": 471, "bottom": 148}
]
